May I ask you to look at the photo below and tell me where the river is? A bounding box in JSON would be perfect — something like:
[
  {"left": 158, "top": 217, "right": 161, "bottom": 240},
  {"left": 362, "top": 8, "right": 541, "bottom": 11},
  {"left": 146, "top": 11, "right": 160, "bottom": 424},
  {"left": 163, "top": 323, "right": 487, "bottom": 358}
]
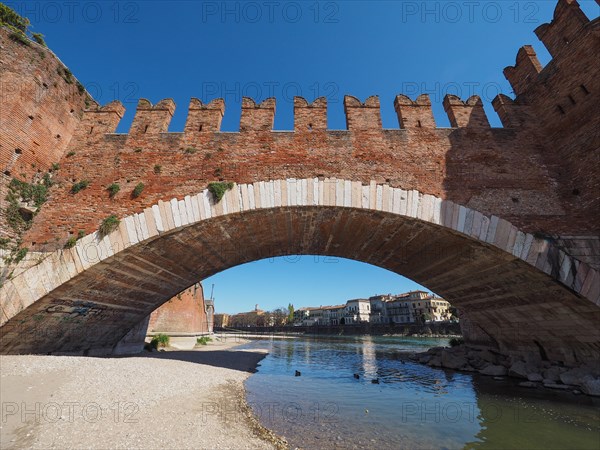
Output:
[{"left": 237, "top": 335, "right": 600, "bottom": 450}]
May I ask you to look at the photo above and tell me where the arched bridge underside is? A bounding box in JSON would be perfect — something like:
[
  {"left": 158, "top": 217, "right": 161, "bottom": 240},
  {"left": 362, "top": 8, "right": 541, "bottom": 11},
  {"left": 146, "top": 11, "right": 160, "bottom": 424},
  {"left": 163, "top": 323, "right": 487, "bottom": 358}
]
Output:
[{"left": 1, "top": 180, "right": 598, "bottom": 363}]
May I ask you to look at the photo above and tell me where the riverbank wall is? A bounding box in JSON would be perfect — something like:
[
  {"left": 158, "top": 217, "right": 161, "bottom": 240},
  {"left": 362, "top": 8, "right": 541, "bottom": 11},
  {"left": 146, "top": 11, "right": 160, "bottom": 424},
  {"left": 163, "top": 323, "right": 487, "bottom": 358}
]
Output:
[{"left": 216, "top": 321, "right": 461, "bottom": 337}]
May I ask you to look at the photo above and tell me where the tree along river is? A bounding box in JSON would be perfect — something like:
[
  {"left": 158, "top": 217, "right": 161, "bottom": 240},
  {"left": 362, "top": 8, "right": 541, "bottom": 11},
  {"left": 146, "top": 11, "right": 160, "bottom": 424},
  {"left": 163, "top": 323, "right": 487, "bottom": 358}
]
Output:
[{"left": 237, "top": 335, "right": 600, "bottom": 450}]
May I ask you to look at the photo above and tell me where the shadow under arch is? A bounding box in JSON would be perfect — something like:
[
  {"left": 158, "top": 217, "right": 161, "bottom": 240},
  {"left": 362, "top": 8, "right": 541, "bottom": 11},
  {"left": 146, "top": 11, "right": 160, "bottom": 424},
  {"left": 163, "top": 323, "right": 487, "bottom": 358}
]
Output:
[{"left": 0, "top": 180, "right": 598, "bottom": 363}]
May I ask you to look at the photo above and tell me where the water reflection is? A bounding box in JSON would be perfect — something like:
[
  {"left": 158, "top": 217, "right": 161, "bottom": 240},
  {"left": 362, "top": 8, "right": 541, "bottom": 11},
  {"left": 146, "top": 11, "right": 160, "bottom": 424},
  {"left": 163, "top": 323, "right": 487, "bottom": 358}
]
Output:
[
  {"left": 240, "top": 336, "right": 600, "bottom": 450},
  {"left": 360, "top": 336, "right": 378, "bottom": 379}
]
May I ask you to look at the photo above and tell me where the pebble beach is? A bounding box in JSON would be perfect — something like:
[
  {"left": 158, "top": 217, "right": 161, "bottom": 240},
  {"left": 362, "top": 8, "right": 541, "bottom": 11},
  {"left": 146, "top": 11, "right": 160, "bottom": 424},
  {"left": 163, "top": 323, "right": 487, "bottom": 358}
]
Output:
[{"left": 0, "top": 339, "right": 286, "bottom": 449}]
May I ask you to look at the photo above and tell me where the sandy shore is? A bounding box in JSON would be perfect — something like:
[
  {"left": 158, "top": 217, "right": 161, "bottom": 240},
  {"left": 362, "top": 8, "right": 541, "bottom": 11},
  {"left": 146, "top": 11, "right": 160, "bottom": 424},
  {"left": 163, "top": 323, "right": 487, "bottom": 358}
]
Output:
[{"left": 0, "top": 339, "right": 287, "bottom": 449}]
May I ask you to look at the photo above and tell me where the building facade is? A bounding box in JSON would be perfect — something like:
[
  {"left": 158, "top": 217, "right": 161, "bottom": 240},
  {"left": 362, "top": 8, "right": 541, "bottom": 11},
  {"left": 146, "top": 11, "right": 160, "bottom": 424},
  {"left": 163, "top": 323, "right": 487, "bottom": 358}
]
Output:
[{"left": 292, "top": 291, "right": 453, "bottom": 326}]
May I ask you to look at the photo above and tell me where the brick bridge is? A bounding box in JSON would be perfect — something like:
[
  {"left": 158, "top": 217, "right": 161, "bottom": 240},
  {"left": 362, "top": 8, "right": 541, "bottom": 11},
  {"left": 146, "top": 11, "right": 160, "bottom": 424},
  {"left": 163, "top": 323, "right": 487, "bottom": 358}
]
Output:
[{"left": 0, "top": 0, "right": 598, "bottom": 364}]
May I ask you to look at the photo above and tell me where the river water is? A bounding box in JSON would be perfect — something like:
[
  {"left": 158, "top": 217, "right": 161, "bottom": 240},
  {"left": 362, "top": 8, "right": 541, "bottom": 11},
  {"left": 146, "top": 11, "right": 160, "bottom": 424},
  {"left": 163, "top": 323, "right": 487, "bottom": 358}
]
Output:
[{"left": 238, "top": 335, "right": 600, "bottom": 450}]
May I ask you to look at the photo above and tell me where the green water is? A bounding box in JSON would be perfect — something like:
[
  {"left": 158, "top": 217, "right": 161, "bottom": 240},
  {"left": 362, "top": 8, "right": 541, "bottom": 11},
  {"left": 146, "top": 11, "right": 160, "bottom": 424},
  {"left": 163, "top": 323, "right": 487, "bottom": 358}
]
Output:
[{"left": 240, "top": 335, "right": 600, "bottom": 450}]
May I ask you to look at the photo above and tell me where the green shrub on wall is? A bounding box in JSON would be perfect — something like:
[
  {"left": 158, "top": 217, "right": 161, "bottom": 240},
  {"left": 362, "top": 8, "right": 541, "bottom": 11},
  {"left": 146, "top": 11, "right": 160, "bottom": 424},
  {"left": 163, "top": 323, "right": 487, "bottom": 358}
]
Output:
[
  {"left": 99, "top": 215, "right": 120, "bottom": 237},
  {"left": 0, "top": 3, "right": 29, "bottom": 32},
  {"left": 31, "top": 32, "right": 46, "bottom": 47},
  {"left": 208, "top": 182, "right": 234, "bottom": 202},
  {"left": 132, "top": 183, "right": 145, "bottom": 198},
  {"left": 107, "top": 183, "right": 120, "bottom": 198},
  {"left": 71, "top": 180, "right": 89, "bottom": 194}
]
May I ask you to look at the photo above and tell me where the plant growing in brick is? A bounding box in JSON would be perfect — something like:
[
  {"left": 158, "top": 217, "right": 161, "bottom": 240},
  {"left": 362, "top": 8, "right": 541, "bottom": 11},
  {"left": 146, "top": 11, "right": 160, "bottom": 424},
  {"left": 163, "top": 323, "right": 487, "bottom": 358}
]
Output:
[
  {"left": 0, "top": 3, "right": 30, "bottom": 32},
  {"left": 132, "top": 182, "right": 145, "bottom": 198},
  {"left": 42, "top": 173, "right": 53, "bottom": 188},
  {"left": 99, "top": 215, "right": 120, "bottom": 237},
  {"left": 13, "top": 248, "right": 28, "bottom": 264},
  {"left": 57, "top": 66, "right": 73, "bottom": 84},
  {"left": 70, "top": 180, "right": 89, "bottom": 194},
  {"left": 63, "top": 237, "right": 77, "bottom": 249},
  {"left": 51, "top": 163, "right": 60, "bottom": 172},
  {"left": 208, "top": 182, "right": 234, "bottom": 202},
  {"left": 184, "top": 147, "right": 197, "bottom": 154},
  {"left": 31, "top": 32, "right": 46, "bottom": 47},
  {"left": 66, "top": 151, "right": 76, "bottom": 158},
  {"left": 153, "top": 165, "right": 162, "bottom": 174},
  {"left": 63, "top": 230, "right": 86, "bottom": 249},
  {"left": 107, "top": 183, "right": 120, "bottom": 198},
  {"left": 8, "top": 30, "right": 30, "bottom": 46}
]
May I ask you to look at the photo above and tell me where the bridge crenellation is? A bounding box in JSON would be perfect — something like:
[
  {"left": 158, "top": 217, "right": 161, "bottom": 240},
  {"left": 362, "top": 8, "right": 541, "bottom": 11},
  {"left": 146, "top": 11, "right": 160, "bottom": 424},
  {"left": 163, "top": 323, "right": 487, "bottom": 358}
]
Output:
[
  {"left": 491, "top": 94, "right": 532, "bottom": 129},
  {"left": 293, "top": 96, "right": 328, "bottom": 131},
  {"left": 184, "top": 98, "right": 225, "bottom": 133},
  {"left": 394, "top": 94, "right": 436, "bottom": 129},
  {"left": 75, "top": 93, "right": 506, "bottom": 137},
  {"left": 442, "top": 95, "right": 490, "bottom": 129},
  {"left": 240, "top": 97, "right": 276, "bottom": 131},
  {"left": 533, "top": 0, "right": 591, "bottom": 59}
]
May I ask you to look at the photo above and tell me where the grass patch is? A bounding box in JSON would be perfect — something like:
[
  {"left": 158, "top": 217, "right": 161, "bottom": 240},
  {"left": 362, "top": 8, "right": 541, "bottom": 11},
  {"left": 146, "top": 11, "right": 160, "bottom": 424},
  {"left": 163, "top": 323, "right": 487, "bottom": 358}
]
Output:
[
  {"left": 66, "top": 151, "right": 76, "bottom": 158},
  {"left": 51, "top": 162, "right": 60, "bottom": 172},
  {"left": 70, "top": 180, "right": 89, "bottom": 194},
  {"left": 99, "top": 215, "right": 120, "bottom": 236},
  {"left": 134, "top": 147, "right": 143, "bottom": 153},
  {"left": 153, "top": 165, "right": 162, "bottom": 174},
  {"left": 150, "top": 334, "right": 170, "bottom": 349},
  {"left": 132, "top": 182, "right": 144, "bottom": 198},
  {"left": 0, "top": 238, "right": 9, "bottom": 250},
  {"left": 196, "top": 336, "right": 212, "bottom": 346},
  {"left": 107, "top": 183, "right": 120, "bottom": 198},
  {"left": 184, "top": 147, "right": 197, "bottom": 154},
  {"left": 208, "top": 181, "right": 234, "bottom": 202}
]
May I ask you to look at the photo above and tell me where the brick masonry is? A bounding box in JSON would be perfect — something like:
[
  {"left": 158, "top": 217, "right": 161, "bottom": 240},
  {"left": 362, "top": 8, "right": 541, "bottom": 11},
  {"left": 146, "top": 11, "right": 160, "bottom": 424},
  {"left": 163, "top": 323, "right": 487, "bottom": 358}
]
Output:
[
  {"left": 148, "top": 282, "right": 212, "bottom": 334},
  {"left": 0, "top": 0, "right": 598, "bottom": 362},
  {"left": 0, "top": 27, "right": 90, "bottom": 240}
]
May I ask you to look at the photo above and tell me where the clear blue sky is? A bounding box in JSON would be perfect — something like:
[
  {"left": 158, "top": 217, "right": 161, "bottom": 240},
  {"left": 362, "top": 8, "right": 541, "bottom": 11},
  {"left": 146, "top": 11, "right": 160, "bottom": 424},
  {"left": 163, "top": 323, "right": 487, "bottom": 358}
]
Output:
[{"left": 12, "top": 1, "right": 598, "bottom": 313}]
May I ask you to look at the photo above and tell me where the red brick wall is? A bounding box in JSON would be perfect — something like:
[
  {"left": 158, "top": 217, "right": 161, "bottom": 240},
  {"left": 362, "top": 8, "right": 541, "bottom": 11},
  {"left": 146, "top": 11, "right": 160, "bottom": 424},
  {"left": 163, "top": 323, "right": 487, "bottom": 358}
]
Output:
[
  {"left": 500, "top": 0, "right": 599, "bottom": 236},
  {"left": 18, "top": 1, "right": 598, "bottom": 251},
  {"left": 18, "top": 98, "right": 563, "bottom": 249},
  {"left": 0, "top": 27, "right": 90, "bottom": 240},
  {"left": 148, "top": 283, "right": 211, "bottom": 333}
]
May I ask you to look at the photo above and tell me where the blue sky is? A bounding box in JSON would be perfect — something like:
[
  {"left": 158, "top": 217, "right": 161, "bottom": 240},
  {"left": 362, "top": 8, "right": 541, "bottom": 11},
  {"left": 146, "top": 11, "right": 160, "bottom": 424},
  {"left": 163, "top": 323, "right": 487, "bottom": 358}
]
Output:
[{"left": 12, "top": 1, "right": 598, "bottom": 313}]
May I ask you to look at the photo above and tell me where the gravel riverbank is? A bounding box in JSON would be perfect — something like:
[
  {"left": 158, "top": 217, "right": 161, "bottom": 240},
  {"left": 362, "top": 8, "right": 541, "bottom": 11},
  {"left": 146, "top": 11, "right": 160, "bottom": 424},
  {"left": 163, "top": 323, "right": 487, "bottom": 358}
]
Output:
[{"left": 0, "top": 339, "right": 287, "bottom": 449}]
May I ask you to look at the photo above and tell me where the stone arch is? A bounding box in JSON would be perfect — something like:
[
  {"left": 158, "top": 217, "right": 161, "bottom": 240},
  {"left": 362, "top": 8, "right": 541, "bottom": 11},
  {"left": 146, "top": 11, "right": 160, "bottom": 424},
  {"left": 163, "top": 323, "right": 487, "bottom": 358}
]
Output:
[{"left": 0, "top": 179, "right": 598, "bottom": 361}]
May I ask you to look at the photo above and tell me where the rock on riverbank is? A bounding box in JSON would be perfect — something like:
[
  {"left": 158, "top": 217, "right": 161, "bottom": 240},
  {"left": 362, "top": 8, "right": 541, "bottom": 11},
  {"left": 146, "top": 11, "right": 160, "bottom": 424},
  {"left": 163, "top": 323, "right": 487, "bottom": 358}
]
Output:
[{"left": 413, "top": 346, "right": 600, "bottom": 396}]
